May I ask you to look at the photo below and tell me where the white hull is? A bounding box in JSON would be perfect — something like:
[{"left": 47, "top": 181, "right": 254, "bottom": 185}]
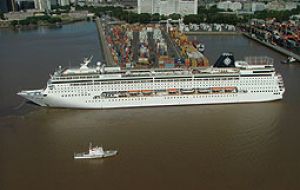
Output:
[
  {"left": 22, "top": 92, "right": 283, "bottom": 109},
  {"left": 74, "top": 150, "right": 118, "bottom": 159}
]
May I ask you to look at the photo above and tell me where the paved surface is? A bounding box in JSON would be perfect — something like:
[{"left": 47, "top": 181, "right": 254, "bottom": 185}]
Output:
[
  {"left": 161, "top": 28, "right": 181, "bottom": 59},
  {"left": 95, "top": 17, "right": 115, "bottom": 66}
]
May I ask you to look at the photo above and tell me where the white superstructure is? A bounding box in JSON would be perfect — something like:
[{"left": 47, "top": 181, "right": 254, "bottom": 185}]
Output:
[{"left": 17, "top": 53, "right": 285, "bottom": 109}]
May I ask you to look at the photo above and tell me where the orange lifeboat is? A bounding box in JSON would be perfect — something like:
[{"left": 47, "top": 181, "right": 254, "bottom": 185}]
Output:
[
  {"left": 141, "top": 90, "right": 153, "bottom": 95},
  {"left": 167, "top": 88, "right": 177, "bottom": 94},
  {"left": 224, "top": 87, "right": 237, "bottom": 92},
  {"left": 128, "top": 90, "right": 140, "bottom": 96},
  {"left": 211, "top": 87, "right": 224, "bottom": 92}
]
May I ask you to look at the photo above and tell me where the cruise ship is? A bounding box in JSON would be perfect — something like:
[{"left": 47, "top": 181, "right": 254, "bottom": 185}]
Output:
[{"left": 17, "top": 53, "right": 285, "bottom": 109}]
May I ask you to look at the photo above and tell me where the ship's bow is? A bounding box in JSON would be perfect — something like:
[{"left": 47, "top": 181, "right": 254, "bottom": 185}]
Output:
[{"left": 17, "top": 90, "right": 47, "bottom": 107}]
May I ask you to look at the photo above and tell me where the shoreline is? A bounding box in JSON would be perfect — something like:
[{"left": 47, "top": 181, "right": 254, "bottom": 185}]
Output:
[
  {"left": 184, "top": 31, "right": 240, "bottom": 35},
  {"left": 0, "top": 19, "right": 87, "bottom": 30}
]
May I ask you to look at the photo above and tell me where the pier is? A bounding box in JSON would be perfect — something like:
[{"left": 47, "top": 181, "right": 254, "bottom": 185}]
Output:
[
  {"left": 95, "top": 17, "right": 115, "bottom": 66},
  {"left": 184, "top": 31, "right": 240, "bottom": 35},
  {"left": 161, "top": 29, "right": 181, "bottom": 59},
  {"left": 243, "top": 33, "right": 300, "bottom": 62}
]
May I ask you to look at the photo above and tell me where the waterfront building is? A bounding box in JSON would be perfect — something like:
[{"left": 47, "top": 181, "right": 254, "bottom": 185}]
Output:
[
  {"left": 4, "top": 11, "right": 34, "bottom": 20},
  {"left": 252, "top": 2, "right": 266, "bottom": 12},
  {"left": 34, "top": 0, "right": 51, "bottom": 11},
  {"left": 266, "top": 0, "right": 286, "bottom": 11},
  {"left": 243, "top": 2, "right": 266, "bottom": 12},
  {"left": 0, "top": 0, "right": 9, "bottom": 13},
  {"left": 217, "top": 1, "right": 242, "bottom": 12},
  {"left": 58, "top": 0, "right": 70, "bottom": 6},
  {"left": 230, "top": 1, "right": 242, "bottom": 11},
  {"left": 118, "top": 0, "right": 137, "bottom": 7},
  {"left": 14, "top": 0, "right": 36, "bottom": 11},
  {"left": 285, "top": 1, "right": 298, "bottom": 10},
  {"left": 138, "top": 0, "right": 198, "bottom": 16},
  {"left": 2, "top": 0, "right": 17, "bottom": 12}
]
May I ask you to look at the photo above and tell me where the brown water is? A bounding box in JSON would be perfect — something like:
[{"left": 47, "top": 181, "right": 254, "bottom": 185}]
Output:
[{"left": 1, "top": 24, "right": 300, "bottom": 190}]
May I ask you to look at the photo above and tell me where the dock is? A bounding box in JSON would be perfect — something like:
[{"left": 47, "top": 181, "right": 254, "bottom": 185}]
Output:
[
  {"left": 184, "top": 31, "right": 240, "bottom": 35},
  {"left": 161, "top": 29, "right": 181, "bottom": 59},
  {"left": 243, "top": 32, "right": 300, "bottom": 62},
  {"left": 95, "top": 17, "right": 115, "bottom": 66}
]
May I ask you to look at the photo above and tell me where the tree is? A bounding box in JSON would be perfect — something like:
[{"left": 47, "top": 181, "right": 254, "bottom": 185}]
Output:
[
  {"left": 0, "top": 11, "right": 4, "bottom": 20},
  {"left": 139, "top": 13, "right": 151, "bottom": 24},
  {"left": 160, "top": 14, "right": 167, "bottom": 20},
  {"left": 152, "top": 13, "right": 160, "bottom": 22},
  {"left": 127, "top": 13, "right": 139, "bottom": 23},
  {"left": 11, "top": 20, "right": 18, "bottom": 27},
  {"left": 183, "top": 14, "right": 205, "bottom": 24},
  {"left": 168, "top": 13, "right": 181, "bottom": 20}
]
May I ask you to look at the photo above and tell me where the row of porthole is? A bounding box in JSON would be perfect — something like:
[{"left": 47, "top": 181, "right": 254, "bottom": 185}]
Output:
[
  {"left": 61, "top": 93, "right": 90, "bottom": 97},
  {"left": 85, "top": 94, "right": 238, "bottom": 103},
  {"left": 251, "top": 90, "right": 277, "bottom": 93}
]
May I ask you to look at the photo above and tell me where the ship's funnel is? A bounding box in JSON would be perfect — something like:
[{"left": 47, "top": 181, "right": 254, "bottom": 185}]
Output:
[{"left": 213, "top": 53, "right": 235, "bottom": 68}]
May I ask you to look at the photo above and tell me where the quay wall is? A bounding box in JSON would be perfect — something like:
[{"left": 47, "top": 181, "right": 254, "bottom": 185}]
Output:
[
  {"left": 243, "top": 32, "right": 300, "bottom": 62},
  {"left": 95, "top": 17, "right": 114, "bottom": 66},
  {"left": 184, "top": 31, "right": 240, "bottom": 35}
]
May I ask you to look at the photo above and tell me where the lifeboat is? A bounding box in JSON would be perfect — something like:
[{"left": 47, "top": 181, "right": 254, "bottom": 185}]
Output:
[
  {"left": 212, "top": 87, "right": 224, "bottom": 93},
  {"left": 167, "top": 88, "right": 178, "bottom": 94},
  {"left": 118, "top": 93, "right": 127, "bottom": 97},
  {"left": 224, "top": 87, "right": 237, "bottom": 93},
  {"left": 198, "top": 88, "right": 211, "bottom": 93},
  {"left": 181, "top": 89, "right": 195, "bottom": 94},
  {"left": 141, "top": 90, "right": 153, "bottom": 95},
  {"left": 128, "top": 90, "right": 140, "bottom": 96}
]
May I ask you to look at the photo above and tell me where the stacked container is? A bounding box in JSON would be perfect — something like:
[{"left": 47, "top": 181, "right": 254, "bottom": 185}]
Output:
[{"left": 105, "top": 24, "right": 134, "bottom": 67}]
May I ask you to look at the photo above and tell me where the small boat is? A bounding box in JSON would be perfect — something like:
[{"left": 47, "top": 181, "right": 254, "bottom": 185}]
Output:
[
  {"left": 167, "top": 88, "right": 178, "bottom": 94},
  {"left": 281, "top": 57, "right": 296, "bottom": 64},
  {"left": 224, "top": 87, "right": 237, "bottom": 93},
  {"left": 198, "top": 88, "right": 211, "bottom": 93},
  {"left": 192, "top": 40, "right": 205, "bottom": 53},
  {"left": 141, "top": 90, "right": 153, "bottom": 95},
  {"left": 212, "top": 87, "right": 225, "bottom": 93},
  {"left": 74, "top": 143, "right": 117, "bottom": 159},
  {"left": 128, "top": 90, "right": 140, "bottom": 96}
]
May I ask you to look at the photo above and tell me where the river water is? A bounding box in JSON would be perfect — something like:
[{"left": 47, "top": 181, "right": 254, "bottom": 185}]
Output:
[{"left": 1, "top": 22, "right": 300, "bottom": 190}]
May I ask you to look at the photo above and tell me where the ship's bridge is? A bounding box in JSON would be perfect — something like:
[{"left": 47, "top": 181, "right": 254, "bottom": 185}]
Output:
[{"left": 235, "top": 57, "right": 274, "bottom": 69}]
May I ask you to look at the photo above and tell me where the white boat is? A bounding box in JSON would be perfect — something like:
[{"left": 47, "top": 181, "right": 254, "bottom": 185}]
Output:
[
  {"left": 281, "top": 57, "right": 297, "bottom": 64},
  {"left": 17, "top": 53, "right": 285, "bottom": 109},
  {"left": 181, "top": 88, "right": 195, "bottom": 94},
  {"left": 74, "top": 143, "right": 117, "bottom": 159}
]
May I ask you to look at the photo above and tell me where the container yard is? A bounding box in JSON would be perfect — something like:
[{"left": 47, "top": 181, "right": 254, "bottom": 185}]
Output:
[
  {"left": 98, "top": 17, "right": 209, "bottom": 69},
  {"left": 169, "top": 28, "right": 209, "bottom": 67}
]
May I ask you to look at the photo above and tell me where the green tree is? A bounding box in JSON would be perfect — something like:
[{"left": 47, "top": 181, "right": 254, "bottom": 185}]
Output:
[
  {"left": 19, "top": 19, "right": 30, "bottom": 25},
  {"left": 160, "top": 14, "right": 167, "bottom": 20},
  {"left": 10, "top": 20, "right": 18, "bottom": 27},
  {"left": 139, "top": 13, "right": 151, "bottom": 24},
  {"left": 183, "top": 14, "right": 205, "bottom": 24},
  {"left": 152, "top": 13, "right": 160, "bottom": 21},
  {"left": 0, "top": 11, "right": 4, "bottom": 20},
  {"left": 127, "top": 12, "right": 139, "bottom": 23},
  {"left": 168, "top": 13, "right": 181, "bottom": 20}
]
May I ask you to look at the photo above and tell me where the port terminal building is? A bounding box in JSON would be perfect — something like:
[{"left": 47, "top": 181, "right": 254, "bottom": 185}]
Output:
[{"left": 138, "top": 0, "right": 198, "bottom": 15}]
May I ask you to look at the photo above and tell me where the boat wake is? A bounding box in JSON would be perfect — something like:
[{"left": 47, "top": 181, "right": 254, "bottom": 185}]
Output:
[{"left": 13, "top": 100, "right": 27, "bottom": 110}]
